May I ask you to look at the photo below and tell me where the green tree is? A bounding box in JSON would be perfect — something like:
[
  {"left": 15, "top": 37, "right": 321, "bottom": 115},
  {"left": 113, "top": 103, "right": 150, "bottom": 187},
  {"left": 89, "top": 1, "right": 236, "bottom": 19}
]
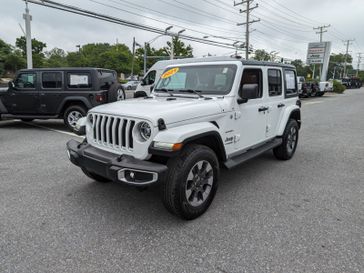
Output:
[
  {"left": 135, "top": 43, "right": 169, "bottom": 73},
  {"left": 253, "top": 49, "right": 271, "bottom": 61},
  {"left": 45, "top": 48, "right": 67, "bottom": 67},
  {"left": 291, "top": 59, "right": 312, "bottom": 78},
  {"left": 328, "top": 53, "right": 353, "bottom": 79},
  {"left": 15, "top": 36, "right": 47, "bottom": 67},
  {"left": 163, "top": 37, "right": 193, "bottom": 58}
]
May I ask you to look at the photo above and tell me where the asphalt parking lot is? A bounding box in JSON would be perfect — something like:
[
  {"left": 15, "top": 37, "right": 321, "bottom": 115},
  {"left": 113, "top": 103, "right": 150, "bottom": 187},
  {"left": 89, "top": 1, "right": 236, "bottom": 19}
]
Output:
[{"left": 1, "top": 89, "right": 363, "bottom": 273}]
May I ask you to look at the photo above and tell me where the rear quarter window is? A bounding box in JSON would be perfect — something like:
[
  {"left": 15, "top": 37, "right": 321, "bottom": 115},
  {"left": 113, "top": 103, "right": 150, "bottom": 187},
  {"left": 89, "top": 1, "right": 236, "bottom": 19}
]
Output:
[
  {"left": 67, "top": 73, "right": 92, "bottom": 89},
  {"left": 284, "top": 70, "right": 298, "bottom": 97}
]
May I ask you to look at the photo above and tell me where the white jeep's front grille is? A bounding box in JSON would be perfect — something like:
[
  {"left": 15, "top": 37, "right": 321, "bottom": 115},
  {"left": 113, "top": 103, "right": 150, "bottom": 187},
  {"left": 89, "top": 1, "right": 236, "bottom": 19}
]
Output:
[{"left": 90, "top": 113, "right": 136, "bottom": 151}]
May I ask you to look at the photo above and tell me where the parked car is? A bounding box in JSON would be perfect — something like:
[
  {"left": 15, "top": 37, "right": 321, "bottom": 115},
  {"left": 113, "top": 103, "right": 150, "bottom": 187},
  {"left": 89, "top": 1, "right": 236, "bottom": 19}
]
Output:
[
  {"left": 342, "top": 77, "right": 362, "bottom": 89},
  {"left": 122, "top": 80, "right": 140, "bottom": 90},
  {"left": 0, "top": 68, "right": 125, "bottom": 132},
  {"left": 67, "top": 57, "right": 301, "bottom": 220}
]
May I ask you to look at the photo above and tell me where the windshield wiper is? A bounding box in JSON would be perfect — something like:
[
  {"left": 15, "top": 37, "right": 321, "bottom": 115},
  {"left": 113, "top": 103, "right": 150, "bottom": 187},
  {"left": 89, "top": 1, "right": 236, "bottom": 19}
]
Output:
[
  {"left": 178, "top": 89, "right": 204, "bottom": 98},
  {"left": 154, "top": 88, "right": 174, "bottom": 96}
]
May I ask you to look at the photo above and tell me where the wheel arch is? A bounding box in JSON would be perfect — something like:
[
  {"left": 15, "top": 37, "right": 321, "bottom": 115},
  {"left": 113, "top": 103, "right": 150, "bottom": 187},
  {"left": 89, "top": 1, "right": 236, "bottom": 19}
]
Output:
[
  {"left": 150, "top": 122, "right": 227, "bottom": 162},
  {"left": 58, "top": 97, "right": 91, "bottom": 116},
  {"left": 277, "top": 106, "right": 301, "bottom": 136}
]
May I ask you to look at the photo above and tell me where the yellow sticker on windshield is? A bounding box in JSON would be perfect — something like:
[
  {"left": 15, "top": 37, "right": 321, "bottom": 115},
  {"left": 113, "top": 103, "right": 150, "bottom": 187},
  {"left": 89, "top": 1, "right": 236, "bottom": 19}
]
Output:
[{"left": 161, "top": 67, "right": 179, "bottom": 79}]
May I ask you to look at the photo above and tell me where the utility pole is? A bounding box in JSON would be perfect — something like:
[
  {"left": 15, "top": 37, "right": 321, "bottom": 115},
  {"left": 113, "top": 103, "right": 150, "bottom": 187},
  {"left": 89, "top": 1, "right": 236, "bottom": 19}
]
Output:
[
  {"left": 314, "top": 25, "right": 331, "bottom": 43},
  {"left": 356, "top": 53, "right": 362, "bottom": 77},
  {"left": 23, "top": 0, "right": 33, "bottom": 69},
  {"left": 131, "top": 37, "right": 141, "bottom": 78},
  {"left": 343, "top": 39, "right": 354, "bottom": 78},
  {"left": 235, "top": 0, "right": 260, "bottom": 60}
]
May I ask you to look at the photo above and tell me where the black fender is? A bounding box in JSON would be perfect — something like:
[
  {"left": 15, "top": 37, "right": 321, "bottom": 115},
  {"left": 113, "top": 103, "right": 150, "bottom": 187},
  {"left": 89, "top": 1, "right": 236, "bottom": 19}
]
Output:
[{"left": 57, "top": 97, "right": 93, "bottom": 114}]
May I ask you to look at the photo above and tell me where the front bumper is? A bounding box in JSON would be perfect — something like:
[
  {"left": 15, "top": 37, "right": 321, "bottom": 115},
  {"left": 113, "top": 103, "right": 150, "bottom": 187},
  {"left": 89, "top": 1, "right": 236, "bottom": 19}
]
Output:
[{"left": 66, "top": 139, "right": 168, "bottom": 186}]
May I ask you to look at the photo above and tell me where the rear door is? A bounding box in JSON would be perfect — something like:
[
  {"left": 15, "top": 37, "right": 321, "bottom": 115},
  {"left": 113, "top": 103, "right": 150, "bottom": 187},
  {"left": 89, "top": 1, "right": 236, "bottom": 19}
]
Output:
[
  {"left": 3, "top": 72, "right": 39, "bottom": 114},
  {"left": 39, "top": 71, "right": 64, "bottom": 114},
  {"left": 265, "top": 68, "right": 285, "bottom": 138}
]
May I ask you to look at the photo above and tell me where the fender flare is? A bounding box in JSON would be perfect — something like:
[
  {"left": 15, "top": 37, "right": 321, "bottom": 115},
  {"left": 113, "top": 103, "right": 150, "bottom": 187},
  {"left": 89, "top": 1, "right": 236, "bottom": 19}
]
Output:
[
  {"left": 57, "top": 97, "right": 93, "bottom": 114},
  {"left": 277, "top": 106, "right": 301, "bottom": 136},
  {"left": 151, "top": 122, "right": 227, "bottom": 161}
]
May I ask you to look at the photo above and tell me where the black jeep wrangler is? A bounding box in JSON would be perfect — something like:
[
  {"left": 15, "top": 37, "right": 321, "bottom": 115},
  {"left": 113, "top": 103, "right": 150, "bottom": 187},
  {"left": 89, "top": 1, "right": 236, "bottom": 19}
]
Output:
[{"left": 0, "top": 68, "right": 125, "bottom": 132}]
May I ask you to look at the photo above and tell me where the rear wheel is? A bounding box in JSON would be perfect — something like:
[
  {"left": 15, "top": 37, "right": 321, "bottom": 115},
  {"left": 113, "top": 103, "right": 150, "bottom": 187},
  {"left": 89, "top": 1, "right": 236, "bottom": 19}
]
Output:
[
  {"left": 161, "top": 144, "right": 219, "bottom": 220},
  {"left": 82, "top": 168, "right": 111, "bottom": 183},
  {"left": 273, "top": 119, "right": 299, "bottom": 160},
  {"left": 63, "top": 105, "right": 87, "bottom": 133},
  {"left": 116, "top": 88, "right": 126, "bottom": 101}
]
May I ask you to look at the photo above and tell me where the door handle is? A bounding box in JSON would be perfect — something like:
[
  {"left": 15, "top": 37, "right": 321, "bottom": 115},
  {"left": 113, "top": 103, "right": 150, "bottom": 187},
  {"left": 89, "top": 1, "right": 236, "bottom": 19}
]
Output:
[
  {"left": 277, "top": 103, "right": 285, "bottom": 108},
  {"left": 258, "top": 106, "right": 269, "bottom": 112}
]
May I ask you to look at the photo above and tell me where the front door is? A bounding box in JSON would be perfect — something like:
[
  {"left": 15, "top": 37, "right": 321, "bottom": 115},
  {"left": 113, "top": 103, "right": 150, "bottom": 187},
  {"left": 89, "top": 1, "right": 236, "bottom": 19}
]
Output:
[
  {"left": 235, "top": 68, "right": 269, "bottom": 151},
  {"left": 4, "top": 72, "right": 39, "bottom": 114}
]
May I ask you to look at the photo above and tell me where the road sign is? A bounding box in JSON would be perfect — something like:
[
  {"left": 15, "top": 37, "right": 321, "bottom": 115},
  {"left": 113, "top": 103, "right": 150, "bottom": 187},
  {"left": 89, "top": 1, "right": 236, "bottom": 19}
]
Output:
[{"left": 306, "top": 42, "right": 331, "bottom": 65}]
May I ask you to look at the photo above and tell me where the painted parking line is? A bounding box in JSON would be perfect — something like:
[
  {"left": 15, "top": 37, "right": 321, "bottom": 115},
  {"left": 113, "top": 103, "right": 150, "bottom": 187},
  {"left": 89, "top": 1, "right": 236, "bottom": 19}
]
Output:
[
  {"left": 22, "top": 121, "right": 84, "bottom": 139},
  {"left": 304, "top": 101, "right": 324, "bottom": 105}
]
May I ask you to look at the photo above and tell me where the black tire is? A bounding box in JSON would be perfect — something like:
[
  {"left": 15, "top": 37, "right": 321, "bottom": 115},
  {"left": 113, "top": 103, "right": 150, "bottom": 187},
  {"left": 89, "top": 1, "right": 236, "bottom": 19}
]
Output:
[
  {"left": 21, "top": 118, "right": 34, "bottom": 122},
  {"left": 134, "top": 91, "right": 147, "bottom": 98},
  {"left": 317, "top": 92, "right": 324, "bottom": 97},
  {"left": 82, "top": 168, "right": 111, "bottom": 183},
  {"left": 108, "top": 83, "right": 125, "bottom": 102},
  {"left": 273, "top": 119, "right": 299, "bottom": 160},
  {"left": 127, "top": 86, "right": 132, "bottom": 90},
  {"left": 63, "top": 105, "right": 87, "bottom": 133},
  {"left": 161, "top": 144, "right": 219, "bottom": 220}
]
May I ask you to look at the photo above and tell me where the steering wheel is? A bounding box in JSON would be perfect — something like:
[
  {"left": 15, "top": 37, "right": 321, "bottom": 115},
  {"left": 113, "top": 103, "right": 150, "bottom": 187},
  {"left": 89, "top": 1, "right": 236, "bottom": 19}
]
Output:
[{"left": 23, "top": 82, "right": 33, "bottom": 88}]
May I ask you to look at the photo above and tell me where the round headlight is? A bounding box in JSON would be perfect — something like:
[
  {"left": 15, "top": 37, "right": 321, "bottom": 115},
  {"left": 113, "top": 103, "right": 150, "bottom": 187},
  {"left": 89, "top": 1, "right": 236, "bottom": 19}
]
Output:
[{"left": 139, "top": 122, "right": 151, "bottom": 141}]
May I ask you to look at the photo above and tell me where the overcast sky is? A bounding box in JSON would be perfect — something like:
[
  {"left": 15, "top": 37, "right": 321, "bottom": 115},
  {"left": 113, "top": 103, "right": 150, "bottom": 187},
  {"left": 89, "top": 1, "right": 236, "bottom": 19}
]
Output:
[{"left": 0, "top": 0, "right": 363, "bottom": 68}]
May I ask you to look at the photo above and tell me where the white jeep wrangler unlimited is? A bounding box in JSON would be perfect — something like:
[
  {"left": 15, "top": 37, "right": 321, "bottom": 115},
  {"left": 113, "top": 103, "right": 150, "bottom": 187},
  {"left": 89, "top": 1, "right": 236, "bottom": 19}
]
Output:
[{"left": 67, "top": 57, "right": 301, "bottom": 220}]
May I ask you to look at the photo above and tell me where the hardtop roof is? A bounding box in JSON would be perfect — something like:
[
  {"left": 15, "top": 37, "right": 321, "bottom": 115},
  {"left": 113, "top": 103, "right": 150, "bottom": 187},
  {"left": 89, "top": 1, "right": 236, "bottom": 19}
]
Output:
[{"left": 18, "top": 67, "right": 116, "bottom": 72}]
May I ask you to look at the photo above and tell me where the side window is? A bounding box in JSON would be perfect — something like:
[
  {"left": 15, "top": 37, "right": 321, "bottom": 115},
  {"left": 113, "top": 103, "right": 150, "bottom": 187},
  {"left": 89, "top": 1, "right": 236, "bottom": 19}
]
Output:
[
  {"left": 67, "top": 73, "right": 92, "bottom": 89},
  {"left": 239, "top": 69, "right": 262, "bottom": 100},
  {"left": 144, "top": 70, "right": 156, "bottom": 85},
  {"left": 268, "top": 69, "right": 282, "bottom": 96},
  {"left": 14, "top": 73, "right": 36, "bottom": 89},
  {"left": 285, "top": 70, "right": 298, "bottom": 97},
  {"left": 42, "top": 72, "right": 62, "bottom": 89}
]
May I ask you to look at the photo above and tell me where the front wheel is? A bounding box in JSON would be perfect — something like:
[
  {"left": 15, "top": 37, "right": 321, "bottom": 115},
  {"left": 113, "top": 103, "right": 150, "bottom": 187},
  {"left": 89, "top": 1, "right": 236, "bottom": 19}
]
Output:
[
  {"left": 117, "top": 88, "right": 126, "bottom": 101},
  {"left": 161, "top": 144, "right": 219, "bottom": 220},
  {"left": 273, "top": 119, "right": 299, "bottom": 160},
  {"left": 64, "top": 105, "right": 87, "bottom": 133}
]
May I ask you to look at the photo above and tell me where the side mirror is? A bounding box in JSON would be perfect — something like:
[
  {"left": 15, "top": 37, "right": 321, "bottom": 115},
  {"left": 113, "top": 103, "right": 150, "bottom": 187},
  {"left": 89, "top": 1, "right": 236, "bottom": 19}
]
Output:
[
  {"left": 8, "top": 81, "right": 15, "bottom": 89},
  {"left": 237, "top": 97, "right": 248, "bottom": 104}
]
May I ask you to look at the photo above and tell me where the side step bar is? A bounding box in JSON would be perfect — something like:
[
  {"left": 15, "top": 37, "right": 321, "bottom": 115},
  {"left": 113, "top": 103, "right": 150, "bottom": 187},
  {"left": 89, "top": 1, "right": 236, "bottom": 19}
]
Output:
[{"left": 224, "top": 138, "right": 282, "bottom": 169}]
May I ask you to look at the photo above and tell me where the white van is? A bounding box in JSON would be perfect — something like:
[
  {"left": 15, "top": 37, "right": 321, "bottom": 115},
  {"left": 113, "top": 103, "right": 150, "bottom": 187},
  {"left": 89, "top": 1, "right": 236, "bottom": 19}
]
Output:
[{"left": 134, "top": 56, "right": 237, "bottom": 97}]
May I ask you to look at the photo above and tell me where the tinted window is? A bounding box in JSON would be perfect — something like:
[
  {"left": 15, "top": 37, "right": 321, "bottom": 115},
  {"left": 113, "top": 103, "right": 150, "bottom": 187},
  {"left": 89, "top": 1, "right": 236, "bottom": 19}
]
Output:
[
  {"left": 268, "top": 69, "right": 282, "bottom": 96},
  {"left": 285, "top": 70, "right": 298, "bottom": 96},
  {"left": 14, "top": 73, "right": 36, "bottom": 89},
  {"left": 42, "top": 72, "right": 62, "bottom": 89},
  {"left": 67, "top": 73, "right": 92, "bottom": 89},
  {"left": 239, "top": 69, "right": 263, "bottom": 99}
]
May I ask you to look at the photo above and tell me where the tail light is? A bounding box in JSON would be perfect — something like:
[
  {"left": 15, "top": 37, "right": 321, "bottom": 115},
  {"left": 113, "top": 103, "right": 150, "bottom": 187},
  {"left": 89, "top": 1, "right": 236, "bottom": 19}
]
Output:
[{"left": 96, "top": 93, "right": 106, "bottom": 103}]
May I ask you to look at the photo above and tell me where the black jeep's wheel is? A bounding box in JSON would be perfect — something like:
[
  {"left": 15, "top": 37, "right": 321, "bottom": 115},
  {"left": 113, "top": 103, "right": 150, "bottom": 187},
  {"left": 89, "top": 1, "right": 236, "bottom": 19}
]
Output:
[
  {"left": 116, "top": 88, "right": 126, "bottom": 101},
  {"left": 161, "top": 144, "right": 219, "bottom": 220},
  {"left": 21, "top": 118, "right": 34, "bottom": 122},
  {"left": 273, "top": 119, "right": 299, "bottom": 160},
  {"left": 63, "top": 105, "right": 87, "bottom": 133},
  {"left": 82, "top": 168, "right": 111, "bottom": 183}
]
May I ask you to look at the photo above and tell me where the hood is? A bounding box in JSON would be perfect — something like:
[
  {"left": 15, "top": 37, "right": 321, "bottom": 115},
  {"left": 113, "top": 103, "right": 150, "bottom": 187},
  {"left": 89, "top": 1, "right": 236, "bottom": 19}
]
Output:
[{"left": 90, "top": 96, "right": 224, "bottom": 126}]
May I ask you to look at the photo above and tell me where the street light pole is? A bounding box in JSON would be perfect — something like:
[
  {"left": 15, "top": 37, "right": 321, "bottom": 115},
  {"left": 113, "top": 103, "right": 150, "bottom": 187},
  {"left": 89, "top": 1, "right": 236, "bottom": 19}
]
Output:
[{"left": 23, "top": 0, "right": 33, "bottom": 69}]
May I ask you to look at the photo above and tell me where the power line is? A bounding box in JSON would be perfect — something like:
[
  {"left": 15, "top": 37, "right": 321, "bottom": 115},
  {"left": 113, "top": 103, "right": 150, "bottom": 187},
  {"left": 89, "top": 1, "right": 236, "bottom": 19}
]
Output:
[{"left": 23, "top": 0, "right": 240, "bottom": 50}]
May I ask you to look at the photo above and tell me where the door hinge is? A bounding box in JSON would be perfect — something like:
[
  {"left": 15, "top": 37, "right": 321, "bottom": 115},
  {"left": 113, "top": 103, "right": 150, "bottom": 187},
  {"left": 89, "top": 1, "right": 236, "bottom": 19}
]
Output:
[{"left": 234, "top": 111, "right": 242, "bottom": 120}]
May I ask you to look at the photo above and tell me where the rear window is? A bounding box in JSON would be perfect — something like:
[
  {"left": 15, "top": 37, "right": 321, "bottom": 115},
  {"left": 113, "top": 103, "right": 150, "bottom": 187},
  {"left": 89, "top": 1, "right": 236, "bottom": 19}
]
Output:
[{"left": 67, "top": 73, "right": 92, "bottom": 89}]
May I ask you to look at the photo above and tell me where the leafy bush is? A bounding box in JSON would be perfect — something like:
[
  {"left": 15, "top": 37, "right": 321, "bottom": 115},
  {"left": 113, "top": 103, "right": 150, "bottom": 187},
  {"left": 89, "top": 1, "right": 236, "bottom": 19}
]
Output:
[{"left": 333, "top": 80, "right": 346, "bottom": 93}]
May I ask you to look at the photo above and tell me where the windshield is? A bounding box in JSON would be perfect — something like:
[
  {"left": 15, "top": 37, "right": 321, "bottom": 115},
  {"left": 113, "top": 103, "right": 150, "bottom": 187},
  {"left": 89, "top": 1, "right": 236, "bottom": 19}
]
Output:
[{"left": 155, "top": 64, "right": 237, "bottom": 95}]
